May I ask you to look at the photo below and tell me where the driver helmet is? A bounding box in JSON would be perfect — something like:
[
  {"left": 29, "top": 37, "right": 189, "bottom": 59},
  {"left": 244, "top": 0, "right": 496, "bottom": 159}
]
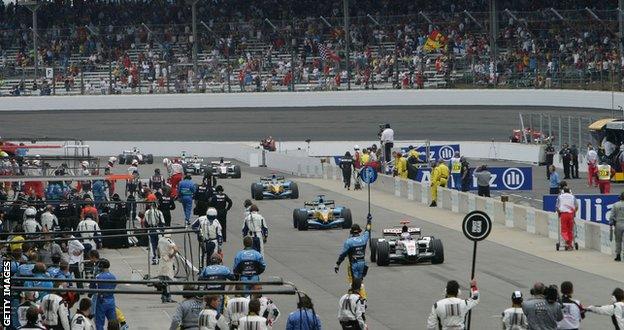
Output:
[
  {"left": 81, "top": 161, "right": 89, "bottom": 168},
  {"left": 206, "top": 207, "right": 218, "bottom": 218},
  {"left": 108, "top": 156, "right": 117, "bottom": 164},
  {"left": 132, "top": 159, "right": 139, "bottom": 165}
]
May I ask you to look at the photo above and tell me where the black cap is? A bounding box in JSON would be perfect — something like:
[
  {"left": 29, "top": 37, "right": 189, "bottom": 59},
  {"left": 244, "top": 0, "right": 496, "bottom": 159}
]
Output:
[
  {"left": 350, "top": 224, "right": 362, "bottom": 235},
  {"left": 99, "top": 258, "right": 110, "bottom": 269}
]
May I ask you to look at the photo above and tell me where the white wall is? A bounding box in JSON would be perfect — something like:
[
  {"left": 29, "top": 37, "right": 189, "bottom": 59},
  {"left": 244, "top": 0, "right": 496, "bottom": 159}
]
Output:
[{"left": 2, "top": 89, "right": 623, "bottom": 111}]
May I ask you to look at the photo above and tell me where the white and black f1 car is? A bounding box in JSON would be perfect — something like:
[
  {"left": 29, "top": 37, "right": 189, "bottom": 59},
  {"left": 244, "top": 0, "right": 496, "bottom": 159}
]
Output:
[
  {"left": 210, "top": 160, "right": 241, "bottom": 178},
  {"left": 118, "top": 148, "right": 154, "bottom": 164},
  {"left": 251, "top": 175, "right": 298, "bottom": 200},
  {"left": 181, "top": 154, "right": 209, "bottom": 175},
  {"left": 371, "top": 221, "right": 444, "bottom": 266},
  {"left": 292, "top": 195, "right": 352, "bottom": 231}
]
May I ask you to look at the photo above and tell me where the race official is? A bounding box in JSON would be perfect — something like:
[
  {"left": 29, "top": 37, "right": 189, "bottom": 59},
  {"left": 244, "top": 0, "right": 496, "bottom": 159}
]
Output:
[
  {"left": 335, "top": 217, "right": 372, "bottom": 300},
  {"left": 596, "top": 162, "right": 615, "bottom": 194},
  {"left": 549, "top": 166, "right": 561, "bottom": 195},
  {"left": 501, "top": 291, "right": 528, "bottom": 330},
  {"left": 430, "top": 160, "right": 450, "bottom": 207},
  {"left": 460, "top": 158, "right": 472, "bottom": 192},
  {"left": 193, "top": 180, "right": 213, "bottom": 217},
  {"left": 426, "top": 279, "right": 480, "bottom": 330},
  {"left": 178, "top": 175, "right": 196, "bottom": 224},
  {"left": 77, "top": 216, "right": 101, "bottom": 255},
  {"left": 158, "top": 188, "right": 176, "bottom": 227},
  {"left": 544, "top": 143, "right": 556, "bottom": 179},
  {"left": 337, "top": 279, "right": 366, "bottom": 330},
  {"left": 585, "top": 287, "right": 624, "bottom": 329},
  {"left": 209, "top": 185, "right": 232, "bottom": 242},
  {"left": 380, "top": 123, "right": 394, "bottom": 163},
  {"left": 242, "top": 204, "right": 268, "bottom": 255},
  {"left": 197, "top": 295, "right": 229, "bottom": 330},
  {"left": 394, "top": 152, "right": 408, "bottom": 179},
  {"left": 192, "top": 208, "right": 223, "bottom": 266},
  {"left": 587, "top": 144, "right": 598, "bottom": 187},
  {"left": 556, "top": 187, "right": 579, "bottom": 251},
  {"left": 609, "top": 192, "right": 624, "bottom": 262},
  {"left": 449, "top": 152, "right": 462, "bottom": 190},
  {"left": 340, "top": 152, "right": 354, "bottom": 189}
]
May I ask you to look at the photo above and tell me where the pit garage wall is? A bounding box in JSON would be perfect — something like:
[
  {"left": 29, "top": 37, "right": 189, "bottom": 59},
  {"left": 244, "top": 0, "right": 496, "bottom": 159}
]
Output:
[
  {"left": 323, "top": 165, "right": 611, "bottom": 256},
  {"left": 2, "top": 89, "right": 624, "bottom": 111}
]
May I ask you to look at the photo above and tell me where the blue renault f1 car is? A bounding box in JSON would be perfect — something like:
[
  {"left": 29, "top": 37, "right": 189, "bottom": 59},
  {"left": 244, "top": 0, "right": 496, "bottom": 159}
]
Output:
[
  {"left": 292, "top": 195, "right": 352, "bottom": 231},
  {"left": 251, "top": 175, "right": 299, "bottom": 200}
]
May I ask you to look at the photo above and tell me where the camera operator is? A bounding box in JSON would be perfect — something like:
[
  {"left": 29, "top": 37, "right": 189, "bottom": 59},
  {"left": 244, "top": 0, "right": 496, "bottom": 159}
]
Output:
[
  {"left": 378, "top": 124, "right": 394, "bottom": 164},
  {"left": 522, "top": 283, "right": 563, "bottom": 330}
]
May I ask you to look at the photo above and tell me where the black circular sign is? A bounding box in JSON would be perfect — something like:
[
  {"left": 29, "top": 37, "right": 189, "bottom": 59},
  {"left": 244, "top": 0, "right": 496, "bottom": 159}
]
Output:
[{"left": 462, "top": 211, "right": 492, "bottom": 242}]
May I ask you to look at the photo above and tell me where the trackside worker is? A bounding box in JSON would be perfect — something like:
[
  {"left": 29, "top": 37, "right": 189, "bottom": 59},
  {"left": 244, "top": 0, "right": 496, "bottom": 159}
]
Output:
[
  {"left": 427, "top": 279, "right": 480, "bottom": 330},
  {"left": 587, "top": 144, "right": 598, "bottom": 187},
  {"left": 178, "top": 175, "right": 196, "bottom": 225},
  {"left": 608, "top": 192, "right": 624, "bottom": 262},
  {"left": 169, "top": 285, "right": 204, "bottom": 330},
  {"left": 90, "top": 259, "right": 117, "bottom": 330},
  {"left": 394, "top": 152, "right": 408, "bottom": 179},
  {"left": 209, "top": 185, "right": 232, "bottom": 242},
  {"left": 596, "top": 162, "right": 615, "bottom": 194},
  {"left": 238, "top": 299, "right": 268, "bottom": 330},
  {"left": 224, "top": 284, "right": 250, "bottom": 328},
  {"left": 251, "top": 284, "right": 281, "bottom": 329},
  {"left": 169, "top": 159, "right": 184, "bottom": 199},
  {"left": 340, "top": 152, "right": 354, "bottom": 190},
  {"left": 71, "top": 298, "right": 95, "bottom": 330},
  {"left": 338, "top": 278, "right": 366, "bottom": 330},
  {"left": 360, "top": 149, "right": 370, "bottom": 167},
  {"left": 430, "top": 159, "right": 450, "bottom": 207},
  {"left": 586, "top": 287, "right": 624, "bottom": 328},
  {"left": 40, "top": 281, "right": 71, "bottom": 330},
  {"left": 449, "top": 151, "right": 462, "bottom": 190},
  {"left": 158, "top": 232, "right": 178, "bottom": 303},
  {"left": 502, "top": 291, "right": 528, "bottom": 330},
  {"left": 556, "top": 187, "right": 579, "bottom": 251},
  {"left": 242, "top": 204, "right": 269, "bottom": 255},
  {"left": 335, "top": 216, "right": 372, "bottom": 300},
  {"left": 198, "top": 255, "right": 235, "bottom": 292},
  {"left": 285, "top": 295, "right": 322, "bottom": 330},
  {"left": 144, "top": 203, "right": 165, "bottom": 265}
]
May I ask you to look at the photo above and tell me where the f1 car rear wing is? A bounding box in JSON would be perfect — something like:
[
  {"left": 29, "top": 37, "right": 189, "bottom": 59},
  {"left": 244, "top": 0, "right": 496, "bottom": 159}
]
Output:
[
  {"left": 383, "top": 227, "right": 422, "bottom": 235},
  {"left": 260, "top": 176, "right": 285, "bottom": 181},
  {"left": 304, "top": 200, "right": 335, "bottom": 207}
]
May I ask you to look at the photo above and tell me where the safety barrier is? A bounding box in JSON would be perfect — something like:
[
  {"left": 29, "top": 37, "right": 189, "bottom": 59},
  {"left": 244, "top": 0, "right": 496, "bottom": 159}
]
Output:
[
  {"left": 324, "top": 165, "right": 611, "bottom": 255},
  {"left": 3, "top": 89, "right": 624, "bottom": 111}
]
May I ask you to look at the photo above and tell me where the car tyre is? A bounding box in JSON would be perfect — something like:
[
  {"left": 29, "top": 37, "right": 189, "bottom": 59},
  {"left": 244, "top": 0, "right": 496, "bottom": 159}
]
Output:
[
  {"left": 251, "top": 183, "right": 263, "bottom": 200},
  {"left": 370, "top": 237, "right": 379, "bottom": 263},
  {"left": 290, "top": 182, "right": 299, "bottom": 199},
  {"left": 297, "top": 214, "right": 308, "bottom": 231},
  {"left": 341, "top": 208, "right": 352, "bottom": 229},
  {"left": 376, "top": 241, "right": 390, "bottom": 266},
  {"left": 431, "top": 239, "right": 445, "bottom": 264},
  {"left": 233, "top": 165, "right": 242, "bottom": 178}
]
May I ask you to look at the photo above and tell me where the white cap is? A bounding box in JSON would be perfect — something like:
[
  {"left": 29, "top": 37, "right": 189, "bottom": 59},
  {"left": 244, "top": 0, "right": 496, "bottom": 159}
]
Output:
[
  {"left": 163, "top": 158, "right": 170, "bottom": 165},
  {"left": 354, "top": 145, "right": 360, "bottom": 150},
  {"left": 108, "top": 156, "right": 117, "bottom": 163},
  {"left": 132, "top": 159, "right": 139, "bottom": 165},
  {"left": 25, "top": 208, "right": 36, "bottom": 217},
  {"left": 512, "top": 291, "right": 523, "bottom": 299},
  {"left": 81, "top": 161, "right": 89, "bottom": 167},
  {"left": 206, "top": 207, "right": 218, "bottom": 217}
]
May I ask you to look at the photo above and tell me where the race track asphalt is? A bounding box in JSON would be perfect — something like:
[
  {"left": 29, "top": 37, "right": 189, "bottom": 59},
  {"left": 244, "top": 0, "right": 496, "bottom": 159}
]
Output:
[
  {"left": 135, "top": 161, "right": 620, "bottom": 329},
  {"left": 0, "top": 105, "right": 613, "bottom": 141}
]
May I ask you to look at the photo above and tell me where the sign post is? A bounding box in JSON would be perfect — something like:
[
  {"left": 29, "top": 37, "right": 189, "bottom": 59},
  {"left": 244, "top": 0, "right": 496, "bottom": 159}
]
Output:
[
  {"left": 360, "top": 166, "right": 378, "bottom": 241},
  {"left": 461, "top": 210, "right": 492, "bottom": 330}
]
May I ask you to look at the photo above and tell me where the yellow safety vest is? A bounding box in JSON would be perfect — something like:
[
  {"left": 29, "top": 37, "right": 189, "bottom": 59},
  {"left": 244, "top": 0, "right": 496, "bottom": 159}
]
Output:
[
  {"left": 450, "top": 158, "right": 461, "bottom": 174},
  {"left": 361, "top": 154, "right": 370, "bottom": 165},
  {"left": 598, "top": 165, "right": 611, "bottom": 181}
]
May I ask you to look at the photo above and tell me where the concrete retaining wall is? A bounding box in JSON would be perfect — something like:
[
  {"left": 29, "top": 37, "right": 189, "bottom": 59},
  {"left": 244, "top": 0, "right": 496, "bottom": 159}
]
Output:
[
  {"left": 2, "top": 89, "right": 623, "bottom": 111},
  {"left": 325, "top": 165, "right": 612, "bottom": 255}
]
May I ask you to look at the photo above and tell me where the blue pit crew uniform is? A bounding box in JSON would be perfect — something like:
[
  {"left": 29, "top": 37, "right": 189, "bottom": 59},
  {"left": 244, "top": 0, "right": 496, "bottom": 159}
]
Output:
[
  {"left": 233, "top": 248, "right": 266, "bottom": 282},
  {"left": 285, "top": 309, "right": 322, "bottom": 330},
  {"left": 198, "top": 264, "right": 235, "bottom": 312},
  {"left": 92, "top": 180, "right": 107, "bottom": 209},
  {"left": 90, "top": 271, "right": 117, "bottom": 330},
  {"left": 24, "top": 273, "right": 54, "bottom": 301},
  {"left": 177, "top": 178, "right": 196, "bottom": 224},
  {"left": 336, "top": 217, "right": 371, "bottom": 299}
]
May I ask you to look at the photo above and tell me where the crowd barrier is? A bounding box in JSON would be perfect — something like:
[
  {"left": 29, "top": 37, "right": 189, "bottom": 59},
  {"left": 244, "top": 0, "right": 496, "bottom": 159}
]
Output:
[
  {"left": 322, "top": 165, "right": 611, "bottom": 256},
  {"left": 2, "top": 89, "right": 623, "bottom": 111}
]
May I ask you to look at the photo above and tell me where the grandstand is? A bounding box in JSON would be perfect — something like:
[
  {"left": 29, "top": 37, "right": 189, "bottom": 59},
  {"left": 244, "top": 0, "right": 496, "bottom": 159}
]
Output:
[{"left": 0, "top": 0, "right": 622, "bottom": 96}]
